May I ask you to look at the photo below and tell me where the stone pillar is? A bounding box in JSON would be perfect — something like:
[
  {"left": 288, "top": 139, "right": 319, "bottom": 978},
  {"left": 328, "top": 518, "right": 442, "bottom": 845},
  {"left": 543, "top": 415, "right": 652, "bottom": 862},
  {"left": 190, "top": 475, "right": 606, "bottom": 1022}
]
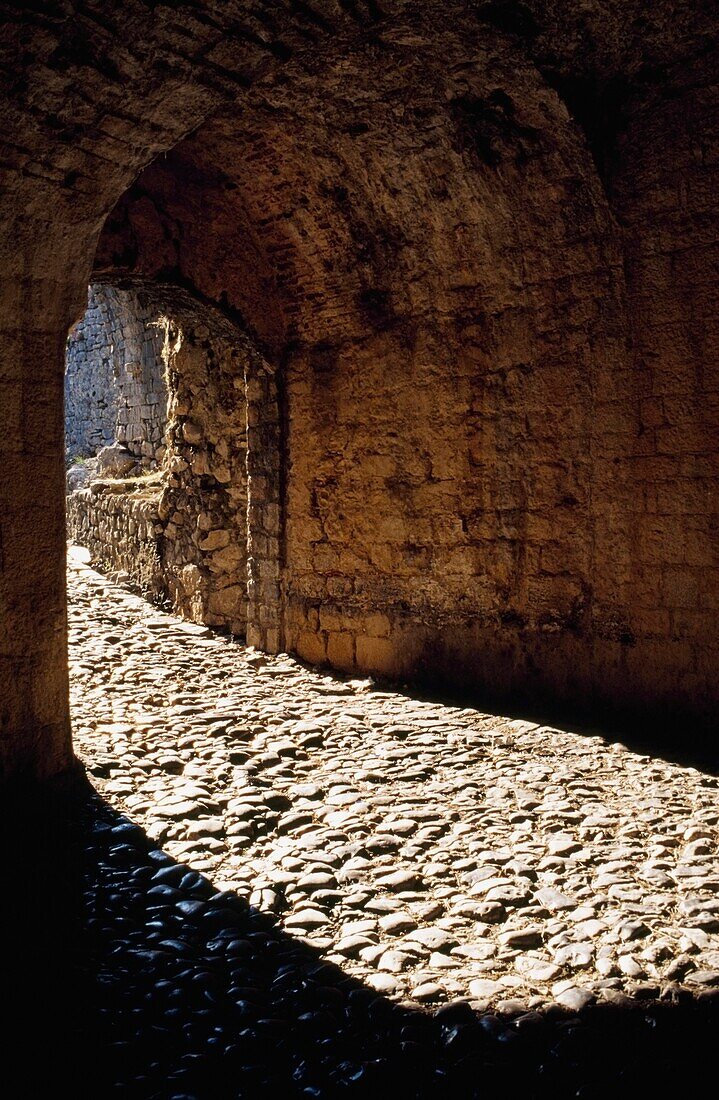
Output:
[
  {"left": 158, "top": 315, "right": 249, "bottom": 635},
  {"left": 245, "top": 357, "right": 283, "bottom": 653},
  {"left": 0, "top": 240, "right": 79, "bottom": 784}
]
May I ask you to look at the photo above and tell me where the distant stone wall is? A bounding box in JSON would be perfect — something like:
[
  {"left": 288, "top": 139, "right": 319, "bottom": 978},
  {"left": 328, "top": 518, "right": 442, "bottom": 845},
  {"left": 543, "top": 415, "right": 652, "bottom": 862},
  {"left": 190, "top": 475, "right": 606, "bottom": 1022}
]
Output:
[
  {"left": 64, "top": 289, "right": 117, "bottom": 460},
  {"left": 65, "top": 284, "right": 167, "bottom": 467},
  {"left": 66, "top": 485, "right": 165, "bottom": 600}
]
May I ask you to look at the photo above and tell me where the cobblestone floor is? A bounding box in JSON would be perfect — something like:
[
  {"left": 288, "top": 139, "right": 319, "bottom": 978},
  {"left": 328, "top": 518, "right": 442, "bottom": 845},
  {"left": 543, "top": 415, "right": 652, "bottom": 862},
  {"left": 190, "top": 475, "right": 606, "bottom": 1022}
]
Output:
[{"left": 61, "top": 548, "right": 719, "bottom": 1094}]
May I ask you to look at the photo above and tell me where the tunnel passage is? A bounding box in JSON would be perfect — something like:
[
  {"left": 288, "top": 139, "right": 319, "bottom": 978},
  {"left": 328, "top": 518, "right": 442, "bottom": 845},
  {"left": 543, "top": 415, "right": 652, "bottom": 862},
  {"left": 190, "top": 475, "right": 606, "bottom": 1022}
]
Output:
[
  {"left": 0, "top": 1, "right": 718, "bottom": 784},
  {"left": 93, "top": 17, "right": 719, "bottom": 732}
]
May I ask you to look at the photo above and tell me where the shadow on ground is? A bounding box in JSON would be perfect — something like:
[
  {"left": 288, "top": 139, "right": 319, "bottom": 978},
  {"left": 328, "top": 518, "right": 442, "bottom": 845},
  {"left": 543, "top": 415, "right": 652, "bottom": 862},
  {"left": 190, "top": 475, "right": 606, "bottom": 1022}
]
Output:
[
  {"left": 5, "top": 776, "right": 716, "bottom": 1098},
  {"left": 375, "top": 671, "right": 719, "bottom": 779}
]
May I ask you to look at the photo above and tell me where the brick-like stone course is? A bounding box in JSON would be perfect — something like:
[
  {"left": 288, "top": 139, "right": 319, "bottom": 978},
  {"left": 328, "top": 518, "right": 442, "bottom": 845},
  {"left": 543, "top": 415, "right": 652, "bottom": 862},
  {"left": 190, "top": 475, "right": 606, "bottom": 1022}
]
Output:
[{"left": 65, "top": 285, "right": 167, "bottom": 468}]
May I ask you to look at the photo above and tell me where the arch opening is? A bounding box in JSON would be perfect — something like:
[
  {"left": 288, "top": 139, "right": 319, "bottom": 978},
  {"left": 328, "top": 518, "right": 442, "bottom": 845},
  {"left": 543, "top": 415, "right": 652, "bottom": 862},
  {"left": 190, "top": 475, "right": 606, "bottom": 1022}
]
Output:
[
  {"left": 64, "top": 277, "right": 280, "bottom": 643},
  {"left": 1, "top": 2, "right": 718, "bottom": 787},
  {"left": 90, "top": 36, "right": 630, "bottom": 711}
]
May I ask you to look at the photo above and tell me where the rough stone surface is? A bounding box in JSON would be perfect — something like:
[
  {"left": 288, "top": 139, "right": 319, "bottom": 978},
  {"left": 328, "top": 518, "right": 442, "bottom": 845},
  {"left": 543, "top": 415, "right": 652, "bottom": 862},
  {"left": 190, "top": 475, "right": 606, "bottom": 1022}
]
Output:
[
  {"left": 94, "top": 442, "right": 136, "bottom": 479},
  {"left": 157, "top": 303, "right": 252, "bottom": 637},
  {"left": 66, "top": 284, "right": 260, "bottom": 636},
  {"left": 0, "top": 1, "right": 718, "bottom": 784},
  {"left": 66, "top": 485, "right": 164, "bottom": 600},
  {"left": 10, "top": 781, "right": 718, "bottom": 1097},
  {"left": 68, "top": 554, "right": 719, "bottom": 1020},
  {"left": 66, "top": 460, "right": 97, "bottom": 492},
  {"left": 65, "top": 284, "right": 167, "bottom": 469}
]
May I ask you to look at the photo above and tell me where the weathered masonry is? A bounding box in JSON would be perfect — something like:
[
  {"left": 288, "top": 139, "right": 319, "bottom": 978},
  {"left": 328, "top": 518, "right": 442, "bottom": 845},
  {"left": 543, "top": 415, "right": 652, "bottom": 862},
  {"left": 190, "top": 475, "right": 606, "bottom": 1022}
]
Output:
[
  {"left": 65, "top": 284, "right": 167, "bottom": 470},
  {"left": 1, "top": 1, "right": 718, "bottom": 785},
  {"left": 66, "top": 283, "right": 256, "bottom": 637}
]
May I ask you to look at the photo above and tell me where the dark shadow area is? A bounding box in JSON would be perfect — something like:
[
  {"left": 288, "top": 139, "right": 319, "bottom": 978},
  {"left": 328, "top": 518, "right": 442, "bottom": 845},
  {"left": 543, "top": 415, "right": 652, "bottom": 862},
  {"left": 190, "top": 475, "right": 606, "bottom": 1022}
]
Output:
[
  {"left": 4, "top": 774, "right": 716, "bottom": 1098},
  {"left": 360, "top": 671, "right": 719, "bottom": 780}
]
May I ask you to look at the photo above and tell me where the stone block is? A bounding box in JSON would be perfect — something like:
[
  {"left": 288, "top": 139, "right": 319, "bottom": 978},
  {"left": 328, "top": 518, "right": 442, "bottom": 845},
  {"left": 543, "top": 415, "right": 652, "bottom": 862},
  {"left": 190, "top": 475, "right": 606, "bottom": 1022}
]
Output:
[
  {"left": 199, "top": 529, "right": 230, "bottom": 551},
  {"left": 296, "top": 630, "right": 327, "bottom": 666},
  {"left": 363, "top": 612, "right": 391, "bottom": 637},
  {"left": 96, "top": 443, "right": 135, "bottom": 478},
  {"left": 181, "top": 420, "right": 203, "bottom": 445},
  {"left": 207, "top": 544, "right": 244, "bottom": 572},
  {"left": 355, "top": 636, "right": 396, "bottom": 676},
  {"left": 208, "top": 585, "right": 243, "bottom": 618},
  {"left": 327, "top": 632, "right": 356, "bottom": 671},
  {"left": 319, "top": 606, "right": 345, "bottom": 632}
]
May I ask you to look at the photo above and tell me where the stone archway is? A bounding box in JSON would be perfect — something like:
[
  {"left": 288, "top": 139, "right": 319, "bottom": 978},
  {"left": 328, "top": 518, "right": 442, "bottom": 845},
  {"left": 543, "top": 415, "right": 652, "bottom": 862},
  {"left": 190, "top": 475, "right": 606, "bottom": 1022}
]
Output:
[
  {"left": 91, "top": 38, "right": 631, "bottom": 703},
  {"left": 1, "top": 3, "right": 718, "bottom": 787}
]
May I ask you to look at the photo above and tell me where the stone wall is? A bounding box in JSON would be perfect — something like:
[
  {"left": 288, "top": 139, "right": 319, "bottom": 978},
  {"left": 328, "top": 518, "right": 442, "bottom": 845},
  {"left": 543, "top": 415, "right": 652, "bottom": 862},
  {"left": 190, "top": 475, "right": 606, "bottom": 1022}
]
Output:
[
  {"left": 88, "top": 16, "right": 719, "bottom": 731},
  {"left": 3, "top": 0, "right": 719, "bottom": 784},
  {"left": 244, "top": 362, "right": 283, "bottom": 654},
  {"left": 66, "top": 483, "right": 164, "bottom": 600},
  {"left": 64, "top": 289, "right": 116, "bottom": 460},
  {"left": 66, "top": 284, "right": 253, "bottom": 638},
  {"left": 65, "top": 284, "right": 167, "bottom": 467},
  {"left": 157, "top": 307, "right": 250, "bottom": 637},
  {"left": 602, "top": 65, "right": 719, "bottom": 718}
]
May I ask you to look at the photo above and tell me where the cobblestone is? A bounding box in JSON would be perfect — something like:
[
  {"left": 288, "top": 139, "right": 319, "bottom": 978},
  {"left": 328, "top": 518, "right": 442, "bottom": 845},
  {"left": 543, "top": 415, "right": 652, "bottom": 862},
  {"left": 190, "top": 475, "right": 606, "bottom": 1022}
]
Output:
[{"left": 68, "top": 547, "right": 719, "bottom": 1019}]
